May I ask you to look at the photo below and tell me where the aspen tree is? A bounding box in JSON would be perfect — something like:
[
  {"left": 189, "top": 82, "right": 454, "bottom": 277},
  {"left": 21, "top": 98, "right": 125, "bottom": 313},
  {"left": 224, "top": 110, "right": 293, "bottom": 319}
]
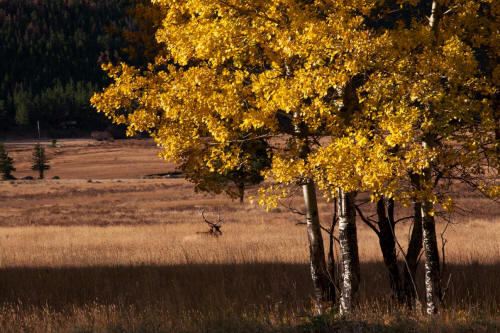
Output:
[
  {"left": 311, "top": 0, "right": 499, "bottom": 313},
  {"left": 367, "top": 0, "right": 499, "bottom": 314},
  {"left": 92, "top": 0, "right": 499, "bottom": 316},
  {"left": 92, "top": 0, "right": 395, "bottom": 314}
]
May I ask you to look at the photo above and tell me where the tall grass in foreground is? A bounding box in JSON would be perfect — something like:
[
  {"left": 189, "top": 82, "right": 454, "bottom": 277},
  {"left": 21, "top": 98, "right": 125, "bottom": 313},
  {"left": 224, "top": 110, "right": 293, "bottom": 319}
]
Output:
[
  {"left": 0, "top": 221, "right": 497, "bottom": 332},
  {"left": 0, "top": 177, "right": 498, "bottom": 332}
]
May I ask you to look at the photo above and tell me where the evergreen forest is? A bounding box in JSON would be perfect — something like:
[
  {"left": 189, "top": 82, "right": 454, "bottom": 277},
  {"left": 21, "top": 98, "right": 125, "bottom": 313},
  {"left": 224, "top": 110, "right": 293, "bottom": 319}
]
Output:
[{"left": 0, "top": 0, "right": 136, "bottom": 137}]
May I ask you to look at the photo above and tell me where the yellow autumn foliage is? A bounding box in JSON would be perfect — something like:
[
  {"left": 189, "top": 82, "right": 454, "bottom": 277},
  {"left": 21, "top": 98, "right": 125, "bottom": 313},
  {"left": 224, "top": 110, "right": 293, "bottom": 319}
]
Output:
[{"left": 92, "top": 0, "right": 498, "bottom": 208}]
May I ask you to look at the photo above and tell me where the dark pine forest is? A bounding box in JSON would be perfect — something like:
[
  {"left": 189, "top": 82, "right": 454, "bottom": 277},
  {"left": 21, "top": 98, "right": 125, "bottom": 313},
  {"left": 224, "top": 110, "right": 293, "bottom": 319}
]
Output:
[{"left": 0, "top": 0, "right": 137, "bottom": 138}]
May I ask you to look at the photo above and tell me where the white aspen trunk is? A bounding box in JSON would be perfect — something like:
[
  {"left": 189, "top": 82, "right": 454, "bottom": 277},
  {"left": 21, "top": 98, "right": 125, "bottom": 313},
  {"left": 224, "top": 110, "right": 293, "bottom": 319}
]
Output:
[
  {"left": 294, "top": 112, "right": 331, "bottom": 314},
  {"left": 302, "top": 179, "right": 330, "bottom": 315},
  {"left": 338, "top": 188, "right": 359, "bottom": 315},
  {"left": 420, "top": 165, "right": 441, "bottom": 315},
  {"left": 419, "top": 0, "right": 442, "bottom": 315},
  {"left": 403, "top": 190, "right": 423, "bottom": 307}
]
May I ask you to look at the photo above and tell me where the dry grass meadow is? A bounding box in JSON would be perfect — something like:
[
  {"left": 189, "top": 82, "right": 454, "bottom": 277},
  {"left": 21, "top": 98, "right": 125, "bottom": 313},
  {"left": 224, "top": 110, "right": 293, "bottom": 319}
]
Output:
[{"left": 0, "top": 139, "right": 498, "bottom": 332}]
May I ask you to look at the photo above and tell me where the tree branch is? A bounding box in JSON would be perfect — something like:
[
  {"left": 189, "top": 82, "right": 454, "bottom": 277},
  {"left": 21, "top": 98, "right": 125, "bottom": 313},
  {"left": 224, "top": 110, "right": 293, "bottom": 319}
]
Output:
[
  {"left": 394, "top": 216, "right": 416, "bottom": 224},
  {"left": 354, "top": 205, "right": 379, "bottom": 236}
]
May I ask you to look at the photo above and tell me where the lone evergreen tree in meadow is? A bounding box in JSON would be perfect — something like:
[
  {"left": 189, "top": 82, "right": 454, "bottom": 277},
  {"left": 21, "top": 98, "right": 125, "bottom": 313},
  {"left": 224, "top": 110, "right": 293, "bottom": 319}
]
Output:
[
  {"left": 31, "top": 143, "right": 50, "bottom": 179},
  {"left": 0, "top": 143, "right": 16, "bottom": 180}
]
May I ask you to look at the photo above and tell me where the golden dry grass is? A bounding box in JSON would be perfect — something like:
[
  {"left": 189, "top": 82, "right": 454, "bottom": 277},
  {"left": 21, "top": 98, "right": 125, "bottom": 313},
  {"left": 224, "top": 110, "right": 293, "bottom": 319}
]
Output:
[
  {"left": 4, "top": 139, "right": 176, "bottom": 179},
  {"left": 0, "top": 140, "right": 498, "bottom": 332}
]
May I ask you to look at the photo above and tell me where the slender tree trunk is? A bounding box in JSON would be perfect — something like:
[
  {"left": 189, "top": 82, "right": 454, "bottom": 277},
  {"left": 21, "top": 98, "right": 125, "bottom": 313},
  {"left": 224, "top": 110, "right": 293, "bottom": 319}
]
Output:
[
  {"left": 39, "top": 168, "right": 44, "bottom": 179},
  {"left": 327, "top": 197, "right": 338, "bottom": 303},
  {"left": 416, "top": 140, "right": 441, "bottom": 315},
  {"left": 429, "top": 0, "right": 442, "bottom": 40},
  {"left": 376, "top": 198, "right": 403, "bottom": 302},
  {"left": 327, "top": 231, "right": 336, "bottom": 303},
  {"left": 417, "top": 0, "right": 442, "bottom": 315},
  {"left": 414, "top": 141, "right": 441, "bottom": 315},
  {"left": 302, "top": 179, "right": 331, "bottom": 314},
  {"left": 495, "top": 119, "right": 499, "bottom": 166},
  {"left": 421, "top": 198, "right": 441, "bottom": 314},
  {"left": 403, "top": 197, "right": 423, "bottom": 307},
  {"left": 338, "top": 188, "right": 360, "bottom": 315},
  {"left": 238, "top": 182, "right": 245, "bottom": 203},
  {"left": 421, "top": 167, "right": 441, "bottom": 315},
  {"left": 294, "top": 113, "right": 332, "bottom": 313}
]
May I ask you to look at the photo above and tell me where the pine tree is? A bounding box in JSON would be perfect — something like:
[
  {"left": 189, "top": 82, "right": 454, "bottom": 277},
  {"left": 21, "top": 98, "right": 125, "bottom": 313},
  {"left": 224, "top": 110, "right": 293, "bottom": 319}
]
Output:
[
  {"left": 31, "top": 143, "right": 50, "bottom": 179},
  {"left": 0, "top": 143, "right": 16, "bottom": 180}
]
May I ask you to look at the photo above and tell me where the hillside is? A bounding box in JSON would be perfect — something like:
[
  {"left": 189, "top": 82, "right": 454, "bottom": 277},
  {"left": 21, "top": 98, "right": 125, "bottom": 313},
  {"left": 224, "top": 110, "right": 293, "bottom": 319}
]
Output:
[{"left": 0, "top": 0, "right": 134, "bottom": 136}]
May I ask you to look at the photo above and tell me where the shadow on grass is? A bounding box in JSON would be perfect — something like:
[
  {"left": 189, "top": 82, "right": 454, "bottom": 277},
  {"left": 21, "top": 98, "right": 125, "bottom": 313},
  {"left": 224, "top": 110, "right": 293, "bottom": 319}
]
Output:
[
  {"left": 0, "top": 261, "right": 499, "bottom": 308},
  {"left": 0, "top": 262, "right": 498, "bottom": 332},
  {"left": 0, "top": 263, "right": 307, "bottom": 308}
]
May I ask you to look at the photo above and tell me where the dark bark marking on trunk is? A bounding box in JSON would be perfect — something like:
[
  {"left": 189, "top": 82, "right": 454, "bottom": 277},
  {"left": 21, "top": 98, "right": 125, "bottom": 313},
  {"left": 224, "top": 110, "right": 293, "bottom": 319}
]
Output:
[
  {"left": 338, "top": 189, "right": 360, "bottom": 315},
  {"left": 421, "top": 191, "right": 441, "bottom": 315}
]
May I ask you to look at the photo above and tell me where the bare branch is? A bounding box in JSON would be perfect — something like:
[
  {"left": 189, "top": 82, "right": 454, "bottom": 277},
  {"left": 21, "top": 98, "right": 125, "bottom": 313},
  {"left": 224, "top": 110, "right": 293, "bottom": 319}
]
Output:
[
  {"left": 439, "top": 212, "right": 452, "bottom": 302},
  {"left": 205, "top": 133, "right": 275, "bottom": 146},
  {"left": 440, "top": 273, "right": 453, "bottom": 305},
  {"left": 394, "top": 216, "right": 416, "bottom": 224},
  {"left": 387, "top": 212, "right": 422, "bottom": 306},
  {"left": 354, "top": 205, "right": 379, "bottom": 236},
  {"left": 296, "top": 221, "right": 341, "bottom": 245},
  {"left": 356, "top": 199, "right": 371, "bottom": 207},
  {"left": 280, "top": 201, "right": 306, "bottom": 216},
  {"left": 443, "top": 5, "right": 458, "bottom": 15}
]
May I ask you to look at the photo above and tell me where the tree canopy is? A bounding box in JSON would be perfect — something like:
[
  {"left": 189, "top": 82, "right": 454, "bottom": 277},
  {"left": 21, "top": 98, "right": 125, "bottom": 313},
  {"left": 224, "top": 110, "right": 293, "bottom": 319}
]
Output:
[
  {"left": 93, "top": 0, "right": 498, "bottom": 205},
  {"left": 92, "top": 0, "right": 499, "bottom": 315}
]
